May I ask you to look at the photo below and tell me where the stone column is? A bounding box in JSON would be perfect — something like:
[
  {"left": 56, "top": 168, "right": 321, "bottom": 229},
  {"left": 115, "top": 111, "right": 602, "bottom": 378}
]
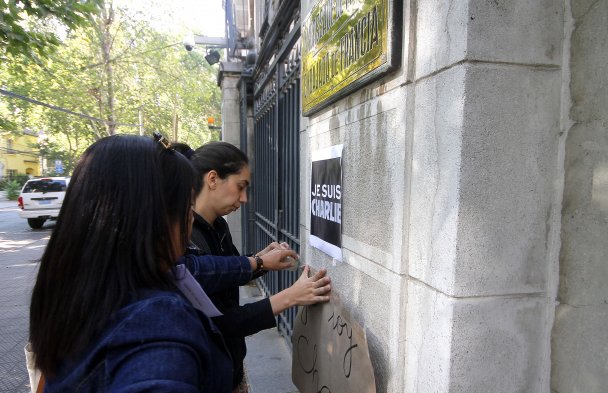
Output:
[
  {"left": 406, "top": 1, "right": 564, "bottom": 391},
  {"left": 219, "top": 61, "right": 244, "bottom": 253}
]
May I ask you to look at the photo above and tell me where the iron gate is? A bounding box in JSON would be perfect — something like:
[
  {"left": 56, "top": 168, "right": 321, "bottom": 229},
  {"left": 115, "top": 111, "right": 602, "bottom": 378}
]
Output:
[{"left": 251, "top": 7, "right": 301, "bottom": 340}]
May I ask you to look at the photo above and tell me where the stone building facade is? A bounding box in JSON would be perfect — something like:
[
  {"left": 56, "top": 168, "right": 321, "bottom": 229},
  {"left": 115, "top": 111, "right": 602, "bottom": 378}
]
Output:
[{"left": 218, "top": 1, "right": 608, "bottom": 391}]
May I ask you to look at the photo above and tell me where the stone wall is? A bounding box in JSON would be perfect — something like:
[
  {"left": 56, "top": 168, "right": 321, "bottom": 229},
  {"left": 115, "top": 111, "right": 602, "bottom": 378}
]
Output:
[
  {"left": 298, "top": 1, "right": 590, "bottom": 392},
  {"left": 551, "top": 1, "right": 608, "bottom": 392}
]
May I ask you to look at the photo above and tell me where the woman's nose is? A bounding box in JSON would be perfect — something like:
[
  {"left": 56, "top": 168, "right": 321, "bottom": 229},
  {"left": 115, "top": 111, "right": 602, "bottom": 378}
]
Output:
[{"left": 240, "top": 190, "right": 248, "bottom": 203}]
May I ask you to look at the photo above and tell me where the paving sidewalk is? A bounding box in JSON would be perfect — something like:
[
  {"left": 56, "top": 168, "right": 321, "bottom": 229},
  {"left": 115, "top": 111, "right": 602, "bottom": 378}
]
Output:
[
  {"left": 0, "top": 190, "right": 19, "bottom": 210},
  {"left": 240, "top": 284, "right": 299, "bottom": 393}
]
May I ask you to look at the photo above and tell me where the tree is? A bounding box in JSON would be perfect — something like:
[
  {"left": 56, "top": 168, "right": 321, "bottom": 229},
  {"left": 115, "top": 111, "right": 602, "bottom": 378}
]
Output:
[
  {"left": 0, "top": 0, "right": 221, "bottom": 172},
  {"left": 0, "top": 0, "right": 101, "bottom": 60}
]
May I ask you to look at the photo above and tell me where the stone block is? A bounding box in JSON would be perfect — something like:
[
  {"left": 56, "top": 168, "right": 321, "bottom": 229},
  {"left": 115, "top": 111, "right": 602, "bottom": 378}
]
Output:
[
  {"left": 560, "top": 121, "right": 608, "bottom": 306},
  {"left": 222, "top": 123, "right": 240, "bottom": 146},
  {"left": 557, "top": 0, "right": 608, "bottom": 308},
  {"left": 415, "top": 0, "right": 469, "bottom": 78},
  {"left": 341, "top": 108, "right": 404, "bottom": 255},
  {"left": 416, "top": 0, "right": 562, "bottom": 78},
  {"left": 404, "top": 281, "right": 454, "bottom": 393},
  {"left": 220, "top": 75, "right": 240, "bottom": 89},
  {"left": 448, "top": 294, "right": 547, "bottom": 392},
  {"left": 551, "top": 3, "right": 608, "bottom": 391},
  {"left": 551, "top": 304, "right": 608, "bottom": 393},
  {"left": 570, "top": 1, "right": 608, "bottom": 121},
  {"left": 409, "top": 65, "right": 465, "bottom": 292},
  {"left": 409, "top": 63, "right": 562, "bottom": 296},
  {"left": 456, "top": 63, "right": 561, "bottom": 296},
  {"left": 221, "top": 100, "right": 239, "bottom": 118},
  {"left": 222, "top": 87, "right": 240, "bottom": 101},
  {"left": 467, "top": 0, "right": 563, "bottom": 65},
  {"left": 405, "top": 281, "right": 547, "bottom": 393}
]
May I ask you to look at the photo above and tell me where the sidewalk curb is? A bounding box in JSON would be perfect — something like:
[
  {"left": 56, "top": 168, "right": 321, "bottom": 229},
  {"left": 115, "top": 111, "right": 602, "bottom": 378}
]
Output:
[
  {"left": 0, "top": 190, "right": 19, "bottom": 209},
  {"left": 0, "top": 200, "right": 18, "bottom": 210}
]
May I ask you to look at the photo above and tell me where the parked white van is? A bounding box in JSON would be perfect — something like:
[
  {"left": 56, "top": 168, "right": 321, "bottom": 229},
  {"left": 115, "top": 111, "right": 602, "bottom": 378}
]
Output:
[{"left": 18, "top": 177, "right": 70, "bottom": 229}]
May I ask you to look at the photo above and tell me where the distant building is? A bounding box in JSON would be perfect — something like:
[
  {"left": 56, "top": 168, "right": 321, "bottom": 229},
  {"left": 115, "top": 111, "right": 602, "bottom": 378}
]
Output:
[{"left": 0, "top": 130, "right": 40, "bottom": 180}]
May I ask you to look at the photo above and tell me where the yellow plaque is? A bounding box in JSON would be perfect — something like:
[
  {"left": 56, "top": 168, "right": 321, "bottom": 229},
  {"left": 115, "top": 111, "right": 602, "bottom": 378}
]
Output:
[{"left": 301, "top": 0, "right": 398, "bottom": 115}]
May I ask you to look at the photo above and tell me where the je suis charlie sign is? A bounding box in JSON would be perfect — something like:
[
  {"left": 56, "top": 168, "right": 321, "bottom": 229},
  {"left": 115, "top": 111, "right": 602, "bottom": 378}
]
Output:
[
  {"left": 301, "top": 0, "right": 401, "bottom": 116},
  {"left": 310, "top": 145, "right": 343, "bottom": 261}
]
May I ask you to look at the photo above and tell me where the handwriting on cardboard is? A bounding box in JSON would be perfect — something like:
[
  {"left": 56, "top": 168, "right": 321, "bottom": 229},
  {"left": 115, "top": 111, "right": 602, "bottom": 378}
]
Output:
[{"left": 292, "top": 300, "right": 376, "bottom": 393}]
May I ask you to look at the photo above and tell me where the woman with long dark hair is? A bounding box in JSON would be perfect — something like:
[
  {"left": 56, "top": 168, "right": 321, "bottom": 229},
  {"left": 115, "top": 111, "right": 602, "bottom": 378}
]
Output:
[
  {"left": 29, "top": 135, "right": 301, "bottom": 392},
  {"left": 177, "top": 141, "right": 332, "bottom": 393}
]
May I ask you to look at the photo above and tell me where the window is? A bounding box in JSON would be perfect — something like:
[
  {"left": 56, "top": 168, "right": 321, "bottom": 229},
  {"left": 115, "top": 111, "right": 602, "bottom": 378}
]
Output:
[{"left": 22, "top": 179, "right": 67, "bottom": 193}]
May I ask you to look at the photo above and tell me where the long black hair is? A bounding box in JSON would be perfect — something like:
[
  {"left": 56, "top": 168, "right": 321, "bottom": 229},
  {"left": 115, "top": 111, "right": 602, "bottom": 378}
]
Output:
[
  {"left": 29, "top": 135, "right": 196, "bottom": 376},
  {"left": 190, "top": 141, "right": 248, "bottom": 183}
]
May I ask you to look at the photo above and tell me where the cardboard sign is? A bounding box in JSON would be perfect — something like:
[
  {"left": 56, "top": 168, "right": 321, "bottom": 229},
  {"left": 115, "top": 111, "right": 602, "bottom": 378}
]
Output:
[
  {"left": 310, "top": 144, "right": 343, "bottom": 261},
  {"left": 292, "top": 298, "right": 376, "bottom": 393}
]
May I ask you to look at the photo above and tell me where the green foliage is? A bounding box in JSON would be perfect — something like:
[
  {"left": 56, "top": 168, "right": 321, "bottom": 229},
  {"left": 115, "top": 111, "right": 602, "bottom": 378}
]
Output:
[
  {"left": 0, "top": 0, "right": 101, "bottom": 60},
  {"left": 38, "top": 138, "right": 77, "bottom": 174},
  {"left": 0, "top": 174, "right": 29, "bottom": 189},
  {"left": 1, "top": 0, "right": 221, "bottom": 167},
  {"left": 3, "top": 179, "right": 22, "bottom": 200},
  {"left": 0, "top": 116, "right": 18, "bottom": 131}
]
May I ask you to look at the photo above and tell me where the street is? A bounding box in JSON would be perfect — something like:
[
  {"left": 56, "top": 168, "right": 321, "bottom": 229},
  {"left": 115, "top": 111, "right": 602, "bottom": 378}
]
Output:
[{"left": 0, "top": 200, "right": 52, "bottom": 393}]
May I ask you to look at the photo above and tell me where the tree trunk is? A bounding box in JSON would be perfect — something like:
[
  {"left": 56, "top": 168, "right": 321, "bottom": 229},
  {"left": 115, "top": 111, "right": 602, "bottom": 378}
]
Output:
[{"left": 100, "top": 2, "right": 116, "bottom": 135}]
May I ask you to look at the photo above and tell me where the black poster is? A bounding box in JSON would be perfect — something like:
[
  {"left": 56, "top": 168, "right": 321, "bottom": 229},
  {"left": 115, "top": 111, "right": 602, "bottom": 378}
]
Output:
[{"left": 310, "top": 145, "right": 343, "bottom": 261}]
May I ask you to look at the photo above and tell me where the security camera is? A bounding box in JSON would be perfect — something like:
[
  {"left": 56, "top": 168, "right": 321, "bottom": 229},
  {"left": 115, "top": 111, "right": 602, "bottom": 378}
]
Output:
[
  {"left": 183, "top": 34, "right": 195, "bottom": 52},
  {"left": 205, "top": 49, "right": 221, "bottom": 65}
]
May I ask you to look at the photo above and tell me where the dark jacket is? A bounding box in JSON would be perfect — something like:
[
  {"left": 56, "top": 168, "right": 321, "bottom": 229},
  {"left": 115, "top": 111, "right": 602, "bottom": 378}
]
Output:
[
  {"left": 190, "top": 212, "right": 276, "bottom": 388},
  {"left": 46, "top": 255, "right": 254, "bottom": 392}
]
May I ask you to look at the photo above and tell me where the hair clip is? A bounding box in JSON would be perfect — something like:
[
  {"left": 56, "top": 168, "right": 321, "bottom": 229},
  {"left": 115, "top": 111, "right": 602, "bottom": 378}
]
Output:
[{"left": 153, "top": 131, "right": 173, "bottom": 150}]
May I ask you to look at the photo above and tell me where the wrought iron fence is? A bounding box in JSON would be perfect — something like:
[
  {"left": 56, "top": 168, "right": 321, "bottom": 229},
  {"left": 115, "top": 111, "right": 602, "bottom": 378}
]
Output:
[{"left": 251, "top": 10, "right": 301, "bottom": 339}]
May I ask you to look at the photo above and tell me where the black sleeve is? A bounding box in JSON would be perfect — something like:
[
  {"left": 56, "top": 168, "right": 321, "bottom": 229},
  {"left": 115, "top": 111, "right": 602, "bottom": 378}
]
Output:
[{"left": 211, "top": 298, "right": 276, "bottom": 337}]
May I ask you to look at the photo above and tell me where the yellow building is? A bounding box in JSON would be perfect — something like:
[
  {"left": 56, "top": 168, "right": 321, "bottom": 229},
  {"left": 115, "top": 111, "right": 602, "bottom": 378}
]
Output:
[{"left": 0, "top": 130, "right": 40, "bottom": 180}]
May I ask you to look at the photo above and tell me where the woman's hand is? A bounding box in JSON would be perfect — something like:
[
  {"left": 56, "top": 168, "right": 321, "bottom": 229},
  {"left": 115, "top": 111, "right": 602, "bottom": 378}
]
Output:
[
  {"left": 269, "top": 266, "right": 331, "bottom": 315},
  {"left": 248, "top": 248, "right": 298, "bottom": 271},
  {"left": 256, "top": 241, "right": 290, "bottom": 256}
]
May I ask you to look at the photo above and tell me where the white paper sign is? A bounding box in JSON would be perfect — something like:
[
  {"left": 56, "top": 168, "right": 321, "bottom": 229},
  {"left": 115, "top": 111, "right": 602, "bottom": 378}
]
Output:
[{"left": 310, "top": 144, "right": 343, "bottom": 261}]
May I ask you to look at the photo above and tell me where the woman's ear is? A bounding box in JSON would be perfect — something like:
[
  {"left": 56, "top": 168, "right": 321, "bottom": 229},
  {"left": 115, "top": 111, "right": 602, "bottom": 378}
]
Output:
[{"left": 205, "top": 170, "right": 219, "bottom": 190}]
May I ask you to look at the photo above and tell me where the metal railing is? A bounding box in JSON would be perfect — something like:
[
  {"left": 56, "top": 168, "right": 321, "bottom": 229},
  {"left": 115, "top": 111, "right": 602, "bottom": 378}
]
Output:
[{"left": 251, "top": 8, "right": 301, "bottom": 340}]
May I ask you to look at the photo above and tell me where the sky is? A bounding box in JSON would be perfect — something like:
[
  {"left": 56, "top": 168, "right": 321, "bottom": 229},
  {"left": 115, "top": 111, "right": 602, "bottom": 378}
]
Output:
[
  {"left": 174, "top": 0, "right": 226, "bottom": 37},
  {"left": 115, "top": 0, "right": 226, "bottom": 38}
]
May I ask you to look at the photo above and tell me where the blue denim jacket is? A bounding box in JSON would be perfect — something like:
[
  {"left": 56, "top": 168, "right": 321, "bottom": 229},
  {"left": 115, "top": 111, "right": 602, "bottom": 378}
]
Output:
[{"left": 45, "top": 254, "right": 253, "bottom": 392}]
